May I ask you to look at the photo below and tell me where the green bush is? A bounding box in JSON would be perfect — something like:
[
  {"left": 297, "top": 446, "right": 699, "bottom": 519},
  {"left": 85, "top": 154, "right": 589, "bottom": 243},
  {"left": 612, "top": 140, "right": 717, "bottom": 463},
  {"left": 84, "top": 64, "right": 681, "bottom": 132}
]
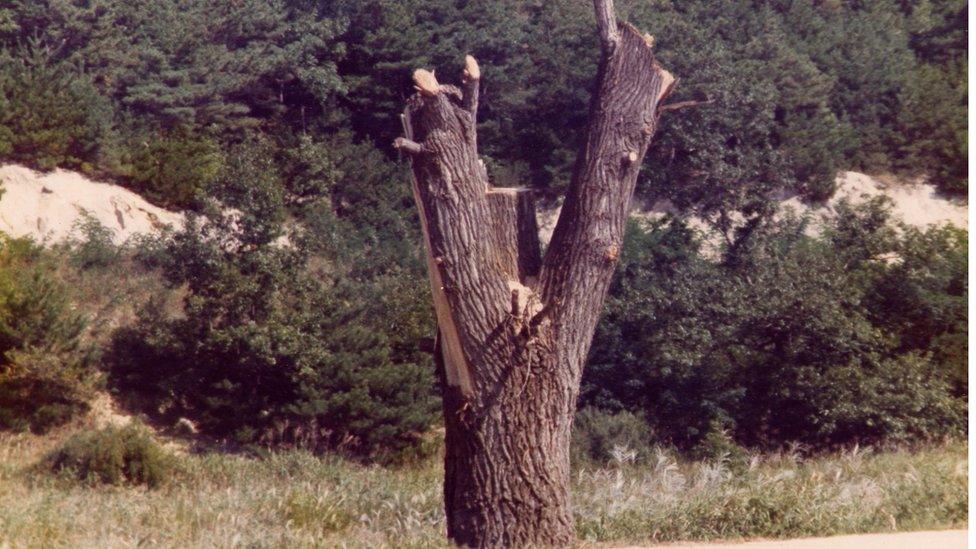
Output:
[
  {"left": 583, "top": 203, "right": 966, "bottom": 451},
  {"left": 571, "top": 407, "right": 653, "bottom": 465},
  {"left": 109, "top": 144, "right": 439, "bottom": 461},
  {"left": 67, "top": 213, "right": 122, "bottom": 270},
  {"left": 43, "top": 424, "right": 175, "bottom": 488},
  {"left": 689, "top": 422, "right": 749, "bottom": 465},
  {"left": 0, "top": 237, "right": 98, "bottom": 433}
]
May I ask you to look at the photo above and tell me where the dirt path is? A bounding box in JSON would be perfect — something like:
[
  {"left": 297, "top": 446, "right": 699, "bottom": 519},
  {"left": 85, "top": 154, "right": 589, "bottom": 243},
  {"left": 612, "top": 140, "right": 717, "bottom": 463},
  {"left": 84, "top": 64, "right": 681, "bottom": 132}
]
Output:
[{"left": 623, "top": 529, "right": 967, "bottom": 548}]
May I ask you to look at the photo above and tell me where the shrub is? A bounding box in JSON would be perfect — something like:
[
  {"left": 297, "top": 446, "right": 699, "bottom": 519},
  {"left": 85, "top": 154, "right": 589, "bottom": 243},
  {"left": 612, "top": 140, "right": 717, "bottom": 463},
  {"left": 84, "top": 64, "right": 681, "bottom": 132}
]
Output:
[
  {"left": 0, "top": 237, "right": 98, "bottom": 433},
  {"left": 67, "top": 213, "right": 122, "bottom": 270},
  {"left": 43, "top": 424, "right": 175, "bottom": 488},
  {"left": 109, "top": 144, "right": 439, "bottom": 461},
  {"left": 689, "top": 422, "right": 749, "bottom": 465},
  {"left": 583, "top": 203, "right": 966, "bottom": 451},
  {"left": 571, "top": 407, "right": 653, "bottom": 465}
]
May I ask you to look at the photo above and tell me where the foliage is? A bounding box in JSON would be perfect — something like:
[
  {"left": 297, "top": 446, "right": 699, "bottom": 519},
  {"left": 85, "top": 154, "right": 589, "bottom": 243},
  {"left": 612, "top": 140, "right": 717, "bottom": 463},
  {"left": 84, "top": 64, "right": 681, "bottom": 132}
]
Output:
[
  {"left": 0, "top": 0, "right": 965, "bottom": 199},
  {"left": 125, "top": 126, "right": 224, "bottom": 208},
  {"left": 861, "top": 223, "right": 968, "bottom": 397},
  {"left": 584, "top": 202, "right": 966, "bottom": 450},
  {"left": 0, "top": 0, "right": 966, "bottom": 457},
  {"left": 42, "top": 424, "right": 175, "bottom": 488},
  {"left": 109, "top": 144, "right": 438, "bottom": 461},
  {"left": 0, "top": 237, "right": 97, "bottom": 433},
  {"left": 571, "top": 407, "right": 654, "bottom": 465},
  {"left": 895, "top": 61, "right": 967, "bottom": 194},
  {"left": 67, "top": 213, "right": 122, "bottom": 270},
  {"left": 0, "top": 42, "right": 112, "bottom": 172}
]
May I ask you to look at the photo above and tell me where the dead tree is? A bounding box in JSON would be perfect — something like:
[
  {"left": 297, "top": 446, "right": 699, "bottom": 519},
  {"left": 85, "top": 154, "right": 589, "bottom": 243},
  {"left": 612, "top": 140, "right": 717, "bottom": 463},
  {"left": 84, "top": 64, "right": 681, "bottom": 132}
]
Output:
[{"left": 394, "top": 1, "right": 674, "bottom": 546}]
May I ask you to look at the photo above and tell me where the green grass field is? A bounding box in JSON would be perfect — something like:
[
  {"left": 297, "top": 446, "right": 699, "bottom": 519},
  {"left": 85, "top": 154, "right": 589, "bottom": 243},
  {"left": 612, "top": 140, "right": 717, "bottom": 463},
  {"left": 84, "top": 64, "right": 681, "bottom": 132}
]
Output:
[{"left": 0, "top": 421, "right": 966, "bottom": 548}]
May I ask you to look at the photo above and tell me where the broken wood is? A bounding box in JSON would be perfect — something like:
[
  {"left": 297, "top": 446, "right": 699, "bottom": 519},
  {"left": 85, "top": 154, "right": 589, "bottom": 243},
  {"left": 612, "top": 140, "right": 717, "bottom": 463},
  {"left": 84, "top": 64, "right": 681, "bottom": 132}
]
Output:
[{"left": 393, "top": 0, "right": 675, "bottom": 545}]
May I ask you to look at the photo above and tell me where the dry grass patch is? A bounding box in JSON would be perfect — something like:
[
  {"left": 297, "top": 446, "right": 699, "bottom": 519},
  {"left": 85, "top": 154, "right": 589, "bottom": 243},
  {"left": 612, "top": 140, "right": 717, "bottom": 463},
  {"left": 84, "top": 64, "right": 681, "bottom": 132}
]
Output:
[{"left": 0, "top": 426, "right": 966, "bottom": 548}]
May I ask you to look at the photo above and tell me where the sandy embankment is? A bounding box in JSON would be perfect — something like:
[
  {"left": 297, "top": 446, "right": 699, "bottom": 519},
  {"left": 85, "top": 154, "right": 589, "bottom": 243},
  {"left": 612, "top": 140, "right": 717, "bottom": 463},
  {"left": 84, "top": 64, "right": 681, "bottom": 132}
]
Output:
[
  {"left": 0, "top": 164, "right": 183, "bottom": 244},
  {"left": 538, "top": 171, "right": 968, "bottom": 246},
  {"left": 0, "top": 165, "right": 967, "bottom": 248}
]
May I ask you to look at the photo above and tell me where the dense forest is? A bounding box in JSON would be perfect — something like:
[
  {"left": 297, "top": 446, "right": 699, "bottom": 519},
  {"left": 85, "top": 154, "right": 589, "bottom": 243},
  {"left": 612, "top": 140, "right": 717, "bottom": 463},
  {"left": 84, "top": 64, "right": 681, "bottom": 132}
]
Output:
[{"left": 0, "top": 0, "right": 967, "bottom": 460}]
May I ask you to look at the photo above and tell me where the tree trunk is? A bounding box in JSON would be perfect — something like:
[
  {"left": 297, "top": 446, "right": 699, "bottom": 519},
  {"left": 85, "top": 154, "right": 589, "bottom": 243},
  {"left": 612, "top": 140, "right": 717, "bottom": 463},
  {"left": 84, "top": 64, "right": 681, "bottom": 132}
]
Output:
[{"left": 394, "top": 2, "right": 674, "bottom": 546}]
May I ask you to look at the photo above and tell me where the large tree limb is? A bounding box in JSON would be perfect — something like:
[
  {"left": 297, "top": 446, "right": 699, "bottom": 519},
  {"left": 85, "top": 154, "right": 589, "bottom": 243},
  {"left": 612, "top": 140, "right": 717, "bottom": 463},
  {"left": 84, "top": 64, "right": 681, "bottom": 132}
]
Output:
[
  {"left": 398, "top": 61, "right": 529, "bottom": 400},
  {"left": 538, "top": 19, "right": 674, "bottom": 377}
]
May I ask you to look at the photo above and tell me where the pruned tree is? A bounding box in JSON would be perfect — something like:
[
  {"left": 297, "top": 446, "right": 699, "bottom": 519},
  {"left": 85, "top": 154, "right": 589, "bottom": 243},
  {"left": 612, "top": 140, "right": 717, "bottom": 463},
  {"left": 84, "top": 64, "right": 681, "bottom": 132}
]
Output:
[{"left": 393, "top": 0, "right": 675, "bottom": 545}]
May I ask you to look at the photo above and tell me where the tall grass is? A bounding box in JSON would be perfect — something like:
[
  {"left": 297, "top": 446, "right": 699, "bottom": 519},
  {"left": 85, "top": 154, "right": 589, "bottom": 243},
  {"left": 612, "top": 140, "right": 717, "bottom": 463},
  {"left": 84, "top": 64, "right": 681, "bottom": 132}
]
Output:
[
  {"left": 0, "top": 427, "right": 965, "bottom": 548},
  {"left": 573, "top": 444, "right": 967, "bottom": 544}
]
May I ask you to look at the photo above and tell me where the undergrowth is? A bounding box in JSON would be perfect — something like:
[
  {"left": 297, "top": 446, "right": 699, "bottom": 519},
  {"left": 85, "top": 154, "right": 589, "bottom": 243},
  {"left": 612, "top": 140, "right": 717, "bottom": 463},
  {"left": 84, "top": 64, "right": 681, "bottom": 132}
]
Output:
[{"left": 0, "top": 426, "right": 965, "bottom": 548}]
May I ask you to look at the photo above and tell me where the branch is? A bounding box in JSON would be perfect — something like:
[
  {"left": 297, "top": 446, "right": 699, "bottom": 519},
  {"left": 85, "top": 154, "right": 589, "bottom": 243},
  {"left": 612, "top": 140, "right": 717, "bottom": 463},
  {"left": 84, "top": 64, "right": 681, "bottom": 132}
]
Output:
[
  {"left": 399, "top": 58, "right": 509, "bottom": 397},
  {"left": 394, "top": 137, "right": 424, "bottom": 155},
  {"left": 461, "top": 55, "right": 480, "bottom": 117},
  {"left": 538, "top": 17, "right": 675, "bottom": 368},
  {"left": 593, "top": 0, "right": 619, "bottom": 51},
  {"left": 658, "top": 96, "right": 712, "bottom": 113}
]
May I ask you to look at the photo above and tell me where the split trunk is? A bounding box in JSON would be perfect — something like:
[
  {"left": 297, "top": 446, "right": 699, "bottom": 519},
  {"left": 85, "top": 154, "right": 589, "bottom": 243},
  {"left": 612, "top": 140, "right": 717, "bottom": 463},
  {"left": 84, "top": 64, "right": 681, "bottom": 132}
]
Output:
[{"left": 394, "top": 3, "right": 674, "bottom": 545}]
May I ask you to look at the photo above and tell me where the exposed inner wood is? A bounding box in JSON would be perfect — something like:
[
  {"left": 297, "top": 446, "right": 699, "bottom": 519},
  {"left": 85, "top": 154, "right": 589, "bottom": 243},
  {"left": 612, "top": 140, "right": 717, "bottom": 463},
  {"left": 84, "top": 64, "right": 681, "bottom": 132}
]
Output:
[
  {"left": 413, "top": 68, "right": 440, "bottom": 96},
  {"left": 486, "top": 187, "right": 542, "bottom": 284},
  {"left": 399, "top": 106, "right": 473, "bottom": 397}
]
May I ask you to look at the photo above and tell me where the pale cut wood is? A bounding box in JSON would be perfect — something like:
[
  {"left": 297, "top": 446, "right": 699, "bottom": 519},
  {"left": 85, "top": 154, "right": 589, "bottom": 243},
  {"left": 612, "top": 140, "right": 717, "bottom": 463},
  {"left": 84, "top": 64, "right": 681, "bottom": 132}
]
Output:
[
  {"left": 399, "top": 108, "right": 473, "bottom": 397},
  {"left": 413, "top": 68, "right": 440, "bottom": 96}
]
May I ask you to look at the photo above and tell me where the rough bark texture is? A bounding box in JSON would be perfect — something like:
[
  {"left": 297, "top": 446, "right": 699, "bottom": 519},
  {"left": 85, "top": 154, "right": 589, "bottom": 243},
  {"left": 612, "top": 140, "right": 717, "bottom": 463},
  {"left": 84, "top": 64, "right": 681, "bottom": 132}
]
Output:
[{"left": 394, "top": 1, "right": 674, "bottom": 546}]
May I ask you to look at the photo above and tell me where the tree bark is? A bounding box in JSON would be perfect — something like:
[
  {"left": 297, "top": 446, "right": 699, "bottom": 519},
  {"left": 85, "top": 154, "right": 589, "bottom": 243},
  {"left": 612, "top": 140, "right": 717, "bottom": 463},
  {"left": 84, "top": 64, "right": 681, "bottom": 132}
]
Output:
[{"left": 394, "top": 1, "right": 674, "bottom": 546}]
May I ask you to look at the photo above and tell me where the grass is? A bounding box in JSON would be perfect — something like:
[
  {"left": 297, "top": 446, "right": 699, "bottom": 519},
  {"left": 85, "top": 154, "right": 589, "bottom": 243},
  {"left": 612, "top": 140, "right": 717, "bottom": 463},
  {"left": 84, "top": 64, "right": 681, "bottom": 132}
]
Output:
[{"left": 0, "top": 425, "right": 966, "bottom": 549}]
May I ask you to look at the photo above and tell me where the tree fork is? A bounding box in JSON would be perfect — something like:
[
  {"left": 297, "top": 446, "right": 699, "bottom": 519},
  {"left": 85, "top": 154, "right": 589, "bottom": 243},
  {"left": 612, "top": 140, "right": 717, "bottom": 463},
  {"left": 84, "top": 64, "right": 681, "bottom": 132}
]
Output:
[{"left": 394, "top": 1, "right": 674, "bottom": 545}]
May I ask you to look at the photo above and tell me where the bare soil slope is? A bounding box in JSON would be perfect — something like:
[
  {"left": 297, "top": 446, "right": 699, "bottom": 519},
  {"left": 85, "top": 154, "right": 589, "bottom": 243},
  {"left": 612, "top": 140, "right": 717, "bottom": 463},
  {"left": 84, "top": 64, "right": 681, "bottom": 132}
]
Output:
[
  {"left": 539, "top": 172, "right": 968, "bottom": 245},
  {"left": 0, "top": 164, "right": 182, "bottom": 244}
]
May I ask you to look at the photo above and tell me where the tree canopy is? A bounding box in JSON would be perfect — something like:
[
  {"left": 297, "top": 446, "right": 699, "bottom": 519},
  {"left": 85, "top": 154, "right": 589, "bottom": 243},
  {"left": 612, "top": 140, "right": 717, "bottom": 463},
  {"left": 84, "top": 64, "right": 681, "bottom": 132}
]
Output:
[{"left": 0, "top": 0, "right": 966, "bottom": 456}]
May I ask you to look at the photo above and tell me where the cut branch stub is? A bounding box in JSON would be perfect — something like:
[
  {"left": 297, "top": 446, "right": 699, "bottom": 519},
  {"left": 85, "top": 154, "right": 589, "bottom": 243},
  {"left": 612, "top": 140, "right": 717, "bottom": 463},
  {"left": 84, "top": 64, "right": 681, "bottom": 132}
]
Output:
[
  {"left": 463, "top": 54, "right": 481, "bottom": 82},
  {"left": 413, "top": 68, "right": 440, "bottom": 96},
  {"left": 461, "top": 56, "right": 480, "bottom": 133},
  {"left": 594, "top": 0, "right": 620, "bottom": 50}
]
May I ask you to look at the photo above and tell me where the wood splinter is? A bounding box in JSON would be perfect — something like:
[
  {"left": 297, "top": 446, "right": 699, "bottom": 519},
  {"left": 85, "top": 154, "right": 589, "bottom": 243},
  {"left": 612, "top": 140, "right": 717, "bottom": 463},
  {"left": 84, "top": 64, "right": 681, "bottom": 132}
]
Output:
[{"left": 659, "top": 96, "right": 714, "bottom": 113}]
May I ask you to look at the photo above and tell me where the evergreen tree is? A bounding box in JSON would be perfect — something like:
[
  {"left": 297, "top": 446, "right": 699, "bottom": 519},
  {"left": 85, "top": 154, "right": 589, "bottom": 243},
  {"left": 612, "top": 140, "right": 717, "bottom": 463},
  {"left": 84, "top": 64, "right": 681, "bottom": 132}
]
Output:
[{"left": 0, "top": 237, "right": 98, "bottom": 433}]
